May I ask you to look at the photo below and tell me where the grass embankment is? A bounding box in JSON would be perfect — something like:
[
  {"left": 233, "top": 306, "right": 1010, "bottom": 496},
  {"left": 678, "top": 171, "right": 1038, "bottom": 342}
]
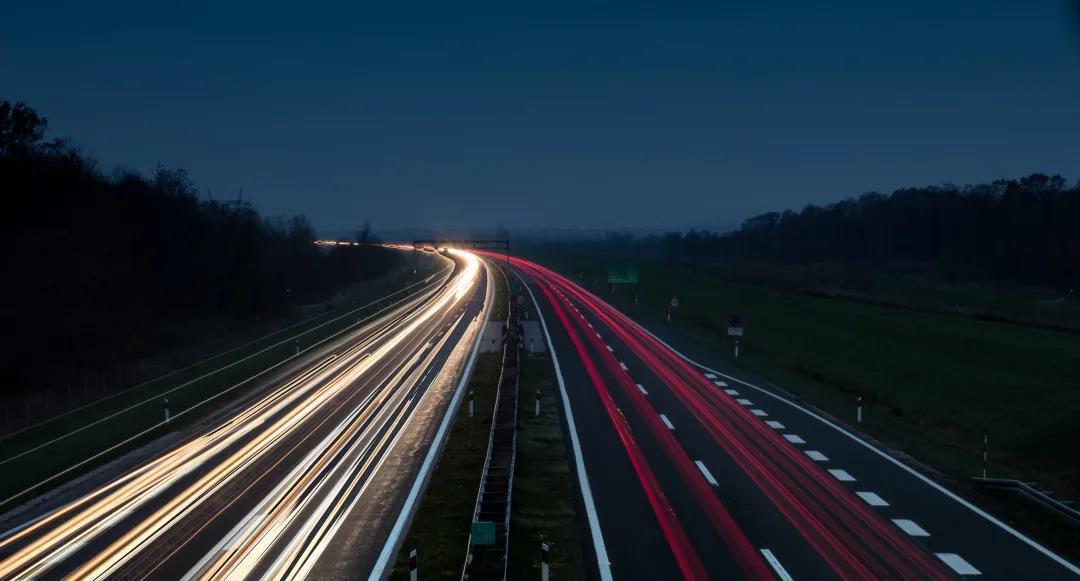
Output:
[
  {"left": 390, "top": 263, "right": 507, "bottom": 580},
  {"left": 0, "top": 265, "right": 444, "bottom": 507},
  {"left": 531, "top": 251, "right": 1080, "bottom": 557},
  {"left": 507, "top": 352, "right": 587, "bottom": 580}
]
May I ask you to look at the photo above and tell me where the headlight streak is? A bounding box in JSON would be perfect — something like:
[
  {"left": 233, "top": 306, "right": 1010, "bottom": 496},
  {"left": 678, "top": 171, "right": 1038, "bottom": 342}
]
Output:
[
  {"left": 186, "top": 309, "right": 466, "bottom": 581},
  {"left": 0, "top": 252, "right": 481, "bottom": 580}
]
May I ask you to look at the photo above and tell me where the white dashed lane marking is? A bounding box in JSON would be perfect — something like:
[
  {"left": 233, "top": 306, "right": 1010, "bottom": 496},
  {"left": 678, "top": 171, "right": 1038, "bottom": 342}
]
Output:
[
  {"left": 695, "top": 461, "right": 718, "bottom": 486},
  {"left": 736, "top": 398, "right": 753, "bottom": 406},
  {"left": 766, "top": 421, "right": 785, "bottom": 429},
  {"left": 605, "top": 345, "right": 614, "bottom": 352},
  {"left": 751, "top": 409, "right": 768, "bottom": 417},
  {"left": 712, "top": 380, "right": 728, "bottom": 387},
  {"left": 618, "top": 361, "right": 628, "bottom": 371},
  {"left": 704, "top": 373, "right": 717, "bottom": 379},
  {"left": 783, "top": 434, "right": 806, "bottom": 444},
  {"left": 893, "top": 519, "right": 929, "bottom": 537},
  {"left": 636, "top": 384, "right": 648, "bottom": 395},
  {"left": 724, "top": 389, "right": 739, "bottom": 396},
  {"left": 828, "top": 468, "right": 855, "bottom": 481},
  {"left": 659, "top": 414, "right": 675, "bottom": 430},
  {"left": 805, "top": 450, "right": 828, "bottom": 462},
  {"left": 936, "top": 553, "right": 981, "bottom": 576},
  {"left": 856, "top": 491, "right": 889, "bottom": 506}
]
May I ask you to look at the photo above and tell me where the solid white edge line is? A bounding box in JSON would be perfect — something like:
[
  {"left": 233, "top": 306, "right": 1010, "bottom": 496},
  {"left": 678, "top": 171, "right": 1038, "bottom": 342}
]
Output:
[
  {"left": 368, "top": 258, "right": 493, "bottom": 580},
  {"left": 622, "top": 312, "right": 1080, "bottom": 575},
  {"left": 695, "top": 460, "right": 718, "bottom": 486},
  {"left": 659, "top": 414, "right": 675, "bottom": 430},
  {"left": 510, "top": 268, "right": 614, "bottom": 581},
  {"left": 760, "top": 548, "right": 795, "bottom": 581}
]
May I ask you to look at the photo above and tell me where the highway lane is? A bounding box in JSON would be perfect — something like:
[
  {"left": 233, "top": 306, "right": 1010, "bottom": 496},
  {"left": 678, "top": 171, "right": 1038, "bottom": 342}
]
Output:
[
  {"left": 0, "top": 249, "right": 490, "bottom": 580},
  {"left": 502, "top": 254, "right": 1078, "bottom": 580}
]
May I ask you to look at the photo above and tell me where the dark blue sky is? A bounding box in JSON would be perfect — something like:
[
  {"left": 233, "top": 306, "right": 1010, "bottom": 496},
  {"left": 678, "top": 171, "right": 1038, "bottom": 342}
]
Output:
[{"left": 4, "top": 1, "right": 1080, "bottom": 232}]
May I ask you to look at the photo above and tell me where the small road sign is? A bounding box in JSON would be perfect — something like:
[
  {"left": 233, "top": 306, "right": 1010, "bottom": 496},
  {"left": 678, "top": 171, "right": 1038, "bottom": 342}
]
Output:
[
  {"left": 471, "top": 521, "right": 496, "bottom": 545},
  {"left": 728, "top": 313, "right": 743, "bottom": 337},
  {"left": 670, "top": 297, "right": 679, "bottom": 309},
  {"left": 607, "top": 264, "right": 640, "bottom": 284}
]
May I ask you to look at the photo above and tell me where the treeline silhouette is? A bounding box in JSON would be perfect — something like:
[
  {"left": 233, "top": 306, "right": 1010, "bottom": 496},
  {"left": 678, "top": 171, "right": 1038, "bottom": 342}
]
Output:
[
  {"left": 600, "top": 175, "right": 1080, "bottom": 289},
  {"left": 1, "top": 101, "right": 400, "bottom": 397}
]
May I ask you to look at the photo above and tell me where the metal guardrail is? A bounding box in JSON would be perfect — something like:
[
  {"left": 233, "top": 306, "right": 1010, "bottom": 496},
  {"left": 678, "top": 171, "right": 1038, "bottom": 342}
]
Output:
[
  {"left": 972, "top": 477, "right": 1080, "bottom": 523},
  {"left": 463, "top": 269, "right": 521, "bottom": 581}
]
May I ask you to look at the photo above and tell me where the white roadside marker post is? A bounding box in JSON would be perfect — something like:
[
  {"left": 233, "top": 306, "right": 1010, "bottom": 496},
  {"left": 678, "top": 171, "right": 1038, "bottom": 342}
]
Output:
[
  {"left": 541, "top": 543, "right": 550, "bottom": 581},
  {"left": 409, "top": 548, "right": 418, "bottom": 581},
  {"left": 535, "top": 389, "right": 541, "bottom": 417},
  {"left": 163, "top": 398, "right": 170, "bottom": 422},
  {"left": 983, "top": 429, "right": 990, "bottom": 478},
  {"left": 294, "top": 339, "right": 300, "bottom": 356},
  {"left": 468, "top": 390, "right": 475, "bottom": 418},
  {"left": 857, "top": 396, "right": 863, "bottom": 423}
]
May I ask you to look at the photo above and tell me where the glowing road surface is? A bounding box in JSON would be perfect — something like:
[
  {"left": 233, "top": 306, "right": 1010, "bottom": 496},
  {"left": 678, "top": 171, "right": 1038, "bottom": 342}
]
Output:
[{"left": 0, "top": 250, "right": 488, "bottom": 580}]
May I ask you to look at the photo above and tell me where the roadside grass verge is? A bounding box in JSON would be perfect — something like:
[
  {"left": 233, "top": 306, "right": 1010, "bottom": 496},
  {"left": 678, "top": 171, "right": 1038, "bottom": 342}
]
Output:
[
  {"left": 390, "top": 262, "right": 507, "bottom": 580},
  {"left": 507, "top": 352, "right": 587, "bottom": 580},
  {"left": 530, "top": 251, "right": 1080, "bottom": 559},
  {"left": 0, "top": 264, "right": 449, "bottom": 506}
]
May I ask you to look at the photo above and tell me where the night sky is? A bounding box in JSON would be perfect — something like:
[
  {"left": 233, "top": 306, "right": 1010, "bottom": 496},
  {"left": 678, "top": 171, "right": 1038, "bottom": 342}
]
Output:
[{"left": 4, "top": 1, "right": 1080, "bottom": 232}]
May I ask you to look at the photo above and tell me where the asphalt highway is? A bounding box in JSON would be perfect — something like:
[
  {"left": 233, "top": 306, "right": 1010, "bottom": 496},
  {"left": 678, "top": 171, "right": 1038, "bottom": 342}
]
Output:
[
  {"left": 0, "top": 249, "right": 489, "bottom": 580},
  {"left": 500, "top": 254, "right": 1079, "bottom": 581}
]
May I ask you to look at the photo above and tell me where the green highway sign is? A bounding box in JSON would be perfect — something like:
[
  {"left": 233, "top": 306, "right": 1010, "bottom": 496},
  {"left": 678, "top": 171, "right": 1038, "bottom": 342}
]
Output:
[
  {"left": 471, "top": 521, "right": 496, "bottom": 546},
  {"left": 607, "top": 264, "right": 639, "bottom": 284}
]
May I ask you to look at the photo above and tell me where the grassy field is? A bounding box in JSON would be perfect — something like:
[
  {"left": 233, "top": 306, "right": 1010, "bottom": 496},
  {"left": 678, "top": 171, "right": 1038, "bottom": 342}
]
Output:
[
  {"left": 507, "top": 352, "right": 587, "bottom": 580},
  {"left": 0, "top": 265, "right": 447, "bottom": 507},
  {"left": 530, "top": 250, "right": 1080, "bottom": 554}
]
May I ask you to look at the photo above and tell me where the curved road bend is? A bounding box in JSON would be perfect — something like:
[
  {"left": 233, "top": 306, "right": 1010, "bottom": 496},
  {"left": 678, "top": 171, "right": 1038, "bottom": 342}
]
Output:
[
  {"left": 0, "top": 249, "right": 490, "bottom": 580},
  {"left": 494, "top": 253, "right": 1078, "bottom": 581}
]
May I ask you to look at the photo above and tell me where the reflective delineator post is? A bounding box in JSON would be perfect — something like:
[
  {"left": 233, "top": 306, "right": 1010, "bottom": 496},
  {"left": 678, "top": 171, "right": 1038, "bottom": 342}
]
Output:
[
  {"left": 857, "top": 396, "right": 863, "bottom": 423},
  {"left": 163, "top": 398, "right": 170, "bottom": 422},
  {"left": 535, "top": 389, "right": 541, "bottom": 417},
  {"left": 983, "top": 429, "right": 990, "bottom": 478},
  {"left": 734, "top": 339, "right": 740, "bottom": 358},
  {"left": 540, "top": 543, "right": 550, "bottom": 581},
  {"left": 468, "top": 390, "right": 475, "bottom": 418},
  {"left": 294, "top": 340, "right": 300, "bottom": 356},
  {"left": 409, "top": 548, "right": 418, "bottom": 581}
]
